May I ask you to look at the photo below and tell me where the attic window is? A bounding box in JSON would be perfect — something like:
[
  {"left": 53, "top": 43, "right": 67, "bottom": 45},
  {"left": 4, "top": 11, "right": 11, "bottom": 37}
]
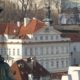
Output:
[{"left": 45, "top": 28, "right": 49, "bottom": 32}]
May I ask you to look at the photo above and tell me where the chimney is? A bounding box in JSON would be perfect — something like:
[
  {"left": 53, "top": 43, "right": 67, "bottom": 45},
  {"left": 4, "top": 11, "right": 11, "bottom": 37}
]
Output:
[
  {"left": 24, "top": 18, "right": 30, "bottom": 27},
  {"left": 17, "top": 21, "right": 20, "bottom": 27},
  {"left": 24, "top": 18, "right": 27, "bottom": 27}
]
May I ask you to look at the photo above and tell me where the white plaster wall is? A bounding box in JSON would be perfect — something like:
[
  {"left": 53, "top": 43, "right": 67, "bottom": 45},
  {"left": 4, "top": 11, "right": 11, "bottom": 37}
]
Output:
[
  {"left": 62, "top": 66, "right": 80, "bottom": 80},
  {"left": 22, "top": 40, "right": 70, "bottom": 72}
]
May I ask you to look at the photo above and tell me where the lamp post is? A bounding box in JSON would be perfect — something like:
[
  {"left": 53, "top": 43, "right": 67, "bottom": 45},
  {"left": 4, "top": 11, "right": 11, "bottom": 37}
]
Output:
[{"left": 44, "top": 0, "right": 53, "bottom": 26}]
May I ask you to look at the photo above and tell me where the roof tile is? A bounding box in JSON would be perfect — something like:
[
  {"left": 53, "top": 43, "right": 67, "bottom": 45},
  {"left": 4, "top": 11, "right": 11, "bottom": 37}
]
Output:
[{"left": 19, "top": 18, "right": 46, "bottom": 38}]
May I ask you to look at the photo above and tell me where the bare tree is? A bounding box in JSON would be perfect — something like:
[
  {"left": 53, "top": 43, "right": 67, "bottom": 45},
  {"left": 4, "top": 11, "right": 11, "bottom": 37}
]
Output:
[{"left": 19, "top": 0, "right": 33, "bottom": 19}]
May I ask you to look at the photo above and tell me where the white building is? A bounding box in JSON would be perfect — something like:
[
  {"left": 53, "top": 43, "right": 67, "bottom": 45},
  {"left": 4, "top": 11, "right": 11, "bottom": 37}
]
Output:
[
  {"left": 61, "top": 66, "right": 80, "bottom": 80},
  {"left": 0, "top": 18, "right": 72, "bottom": 74},
  {"left": 0, "top": 18, "right": 80, "bottom": 80},
  {"left": 22, "top": 27, "right": 71, "bottom": 73},
  {"left": 63, "top": 33, "right": 80, "bottom": 65}
]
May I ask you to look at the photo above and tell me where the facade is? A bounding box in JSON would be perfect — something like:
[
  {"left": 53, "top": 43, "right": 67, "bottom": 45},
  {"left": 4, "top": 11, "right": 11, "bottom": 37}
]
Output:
[
  {"left": 62, "top": 33, "right": 80, "bottom": 65},
  {"left": 70, "top": 42, "right": 80, "bottom": 65},
  {"left": 0, "top": 18, "right": 80, "bottom": 76},
  {"left": 22, "top": 27, "right": 71, "bottom": 73},
  {"left": 0, "top": 18, "right": 71, "bottom": 74}
]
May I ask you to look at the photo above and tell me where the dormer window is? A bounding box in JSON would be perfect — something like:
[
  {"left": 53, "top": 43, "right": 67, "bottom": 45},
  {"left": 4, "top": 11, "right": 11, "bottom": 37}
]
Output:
[
  {"left": 40, "top": 36, "right": 43, "bottom": 40},
  {"left": 45, "top": 28, "right": 49, "bottom": 32}
]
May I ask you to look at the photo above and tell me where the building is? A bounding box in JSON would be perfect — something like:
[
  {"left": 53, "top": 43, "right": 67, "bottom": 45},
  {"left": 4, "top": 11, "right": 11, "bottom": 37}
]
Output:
[
  {"left": 61, "top": 33, "right": 80, "bottom": 65},
  {"left": 22, "top": 25, "right": 71, "bottom": 73},
  {"left": 11, "top": 58, "right": 50, "bottom": 80},
  {"left": 0, "top": 17, "right": 80, "bottom": 80},
  {"left": 0, "top": 17, "right": 71, "bottom": 74},
  {"left": 61, "top": 66, "right": 80, "bottom": 80}
]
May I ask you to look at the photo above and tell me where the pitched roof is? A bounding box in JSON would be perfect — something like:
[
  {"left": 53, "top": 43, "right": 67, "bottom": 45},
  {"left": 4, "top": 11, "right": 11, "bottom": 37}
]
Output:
[
  {"left": 51, "top": 72, "right": 67, "bottom": 79},
  {"left": 32, "top": 60, "right": 50, "bottom": 76},
  {"left": 11, "top": 58, "right": 50, "bottom": 80},
  {"left": 11, "top": 59, "right": 31, "bottom": 80},
  {"left": 19, "top": 18, "right": 46, "bottom": 38},
  {"left": 0, "top": 23, "right": 6, "bottom": 34},
  {"left": 0, "top": 18, "right": 46, "bottom": 39},
  {"left": 5, "top": 23, "right": 20, "bottom": 35}
]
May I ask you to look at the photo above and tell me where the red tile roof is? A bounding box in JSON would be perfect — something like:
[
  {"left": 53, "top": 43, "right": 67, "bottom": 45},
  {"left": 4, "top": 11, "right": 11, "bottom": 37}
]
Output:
[
  {"left": 25, "top": 18, "right": 46, "bottom": 33},
  {"left": 5, "top": 23, "right": 20, "bottom": 35},
  {"left": 0, "top": 23, "right": 7, "bottom": 34},
  {"left": 51, "top": 72, "right": 67, "bottom": 79},
  {"left": 11, "top": 59, "right": 31, "bottom": 80},
  {"left": 0, "top": 18, "right": 46, "bottom": 39},
  {"left": 19, "top": 18, "right": 46, "bottom": 38},
  {"left": 11, "top": 59, "right": 50, "bottom": 80},
  {"left": 61, "top": 33, "right": 80, "bottom": 42}
]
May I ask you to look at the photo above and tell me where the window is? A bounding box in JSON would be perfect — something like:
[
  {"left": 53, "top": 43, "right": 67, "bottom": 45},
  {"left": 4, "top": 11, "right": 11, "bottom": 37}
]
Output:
[
  {"left": 3, "top": 48, "right": 7, "bottom": 54},
  {"left": 30, "top": 48, "right": 33, "bottom": 56},
  {"left": 46, "top": 47, "right": 49, "bottom": 55},
  {"left": 56, "top": 47, "right": 59, "bottom": 54},
  {"left": 56, "top": 61, "right": 59, "bottom": 68},
  {"left": 66, "top": 60, "right": 68, "bottom": 67},
  {"left": 73, "top": 58, "right": 76, "bottom": 65},
  {"left": 45, "top": 35, "right": 48, "bottom": 40},
  {"left": 0, "top": 48, "right": 6, "bottom": 54},
  {"left": 17, "top": 49, "right": 20, "bottom": 55},
  {"left": 8, "top": 49, "right": 11, "bottom": 55},
  {"left": 73, "top": 46, "right": 76, "bottom": 52},
  {"left": 61, "top": 46, "right": 64, "bottom": 53},
  {"left": 35, "top": 36, "right": 37, "bottom": 40},
  {"left": 40, "top": 47, "right": 43, "bottom": 55},
  {"left": 56, "top": 35, "right": 59, "bottom": 40},
  {"left": 51, "top": 59, "right": 54, "bottom": 66},
  {"left": 51, "top": 47, "right": 53, "bottom": 54},
  {"left": 13, "top": 49, "right": 15, "bottom": 55},
  {"left": 46, "top": 59, "right": 49, "bottom": 68},
  {"left": 40, "top": 36, "right": 43, "bottom": 40},
  {"left": 25, "top": 48, "right": 27, "bottom": 55},
  {"left": 51, "top": 35, "right": 53, "bottom": 40},
  {"left": 35, "top": 47, "right": 38, "bottom": 55},
  {"left": 1, "top": 48, "right": 3, "bottom": 53},
  {"left": 61, "top": 60, "right": 64, "bottom": 67}
]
